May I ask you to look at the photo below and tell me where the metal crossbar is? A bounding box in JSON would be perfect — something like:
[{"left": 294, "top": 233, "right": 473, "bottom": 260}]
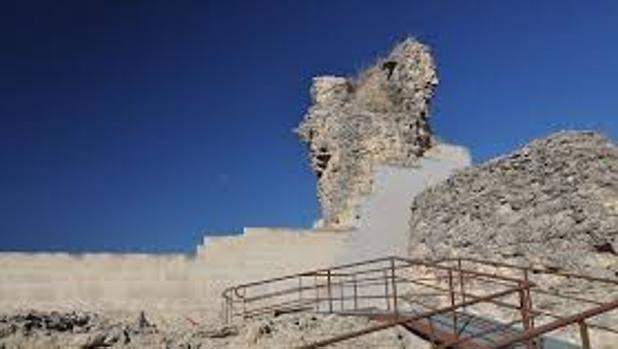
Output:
[{"left": 298, "top": 285, "right": 527, "bottom": 349}]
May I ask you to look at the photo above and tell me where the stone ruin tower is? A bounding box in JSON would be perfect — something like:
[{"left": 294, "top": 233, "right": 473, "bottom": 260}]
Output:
[{"left": 296, "top": 38, "right": 439, "bottom": 229}]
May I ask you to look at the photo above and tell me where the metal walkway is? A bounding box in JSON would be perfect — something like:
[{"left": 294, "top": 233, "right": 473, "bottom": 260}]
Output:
[
  {"left": 221, "top": 256, "right": 618, "bottom": 348},
  {"left": 342, "top": 308, "right": 578, "bottom": 349}
]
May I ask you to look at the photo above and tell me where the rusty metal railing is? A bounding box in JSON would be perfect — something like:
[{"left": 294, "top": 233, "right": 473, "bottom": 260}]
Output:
[
  {"left": 439, "top": 257, "right": 618, "bottom": 348},
  {"left": 221, "top": 256, "right": 618, "bottom": 348},
  {"left": 221, "top": 256, "right": 409, "bottom": 322}
]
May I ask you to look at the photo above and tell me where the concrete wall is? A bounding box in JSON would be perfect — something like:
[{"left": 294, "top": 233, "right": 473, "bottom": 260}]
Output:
[
  {"left": 0, "top": 228, "right": 348, "bottom": 324},
  {"left": 0, "top": 253, "right": 201, "bottom": 317}
]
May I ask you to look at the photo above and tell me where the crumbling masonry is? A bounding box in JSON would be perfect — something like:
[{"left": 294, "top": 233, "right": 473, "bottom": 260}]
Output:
[{"left": 297, "top": 38, "right": 439, "bottom": 229}]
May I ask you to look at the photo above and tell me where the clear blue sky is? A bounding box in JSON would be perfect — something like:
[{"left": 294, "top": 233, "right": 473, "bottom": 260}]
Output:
[{"left": 1, "top": 1, "right": 617, "bottom": 252}]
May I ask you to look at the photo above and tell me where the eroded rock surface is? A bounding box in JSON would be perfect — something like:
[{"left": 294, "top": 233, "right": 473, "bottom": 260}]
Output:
[
  {"left": 297, "top": 38, "right": 438, "bottom": 229},
  {"left": 408, "top": 131, "right": 618, "bottom": 277},
  {"left": 0, "top": 311, "right": 425, "bottom": 348}
]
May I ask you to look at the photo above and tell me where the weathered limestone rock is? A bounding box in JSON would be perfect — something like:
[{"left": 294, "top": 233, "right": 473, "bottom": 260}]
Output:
[
  {"left": 297, "top": 38, "right": 439, "bottom": 229},
  {"left": 408, "top": 131, "right": 618, "bottom": 278}
]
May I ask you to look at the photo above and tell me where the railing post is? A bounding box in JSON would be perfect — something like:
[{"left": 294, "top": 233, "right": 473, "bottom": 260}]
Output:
[
  {"left": 314, "top": 274, "right": 320, "bottom": 312},
  {"left": 457, "top": 258, "right": 466, "bottom": 305},
  {"left": 579, "top": 320, "right": 591, "bottom": 349},
  {"left": 327, "top": 270, "right": 333, "bottom": 313},
  {"left": 242, "top": 288, "right": 247, "bottom": 319},
  {"left": 298, "top": 275, "right": 303, "bottom": 307},
  {"left": 340, "top": 276, "right": 345, "bottom": 311},
  {"left": 383, "top": 269, "right": 391, "bottom": 311},
  {"left": 519, "top": 282, "right": 534, "bottom": 349},
  {"left": 390, "top": 257, "right": 398, "bottom": 316},
  {"left": 523, "top": 268, "right": 535, "bottom": 329},
  {"left": 353, "top": 274, "right": 358, "bottom": 311},
  {"left": 428, "top": 315, "right": 437, "bottom": 349},
  {"left": 448, "top": 269, "right": 458, "bottom": 339}
]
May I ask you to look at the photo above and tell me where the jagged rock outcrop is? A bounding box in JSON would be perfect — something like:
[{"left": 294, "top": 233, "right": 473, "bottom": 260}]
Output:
[
  {"left": 408, "top": 131, "right": 618, "bottom": 277},
  {"left": 297, "top": 38, "right": 438, "bottom": 229}
]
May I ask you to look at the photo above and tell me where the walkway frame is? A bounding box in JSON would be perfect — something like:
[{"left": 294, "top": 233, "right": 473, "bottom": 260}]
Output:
[{"left": 221, "top": 256, "right": 618, "bottom": 348}]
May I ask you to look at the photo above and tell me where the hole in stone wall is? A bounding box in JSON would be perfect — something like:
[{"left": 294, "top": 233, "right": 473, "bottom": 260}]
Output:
[
  {"left": 381, "top": 60, "right": 398, "bottom": 79},
  {"left": 594, "top": 242, "right": 616, "bottom": 255},
  {"left": 316, "top": 153, "right": 331, "bottom": 172}
]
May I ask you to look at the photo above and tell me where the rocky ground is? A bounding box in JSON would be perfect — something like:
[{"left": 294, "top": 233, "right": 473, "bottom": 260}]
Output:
[
  {"left": 0, "top": 311, "right": 427, "bottom": 348},
  {"left": 0, "top": 311, "right": 161, "bottom": 349}
]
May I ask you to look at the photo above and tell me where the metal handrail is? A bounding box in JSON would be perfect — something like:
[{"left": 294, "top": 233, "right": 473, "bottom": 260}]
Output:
[
  {"left": 495, "top": 298, "right": 618, "bottom": 348},
  {"left": 451, "top": 256, "right": 618, "bottom": 285},
  {"left": 220, "top": 255, "right": 618, "bottom": 349},
  {"left": 221, "top": 256, "right": 531, "bottom": 322},
  {"left": 221, "top": 256, "right": 398, "bottom": 303}
]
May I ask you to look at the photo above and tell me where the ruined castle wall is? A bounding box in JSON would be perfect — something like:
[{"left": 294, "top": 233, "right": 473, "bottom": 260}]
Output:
[{"left": 297, "top": 39, "right": 439, "bottom": 229}]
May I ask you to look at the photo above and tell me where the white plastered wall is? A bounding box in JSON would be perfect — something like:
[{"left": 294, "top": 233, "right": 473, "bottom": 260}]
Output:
[
  {"left": 336, "top": 143, "right": 472, "bottom": 264},
  {"left": 0, "top": 228, "right": 348, "bottom": 324}
]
